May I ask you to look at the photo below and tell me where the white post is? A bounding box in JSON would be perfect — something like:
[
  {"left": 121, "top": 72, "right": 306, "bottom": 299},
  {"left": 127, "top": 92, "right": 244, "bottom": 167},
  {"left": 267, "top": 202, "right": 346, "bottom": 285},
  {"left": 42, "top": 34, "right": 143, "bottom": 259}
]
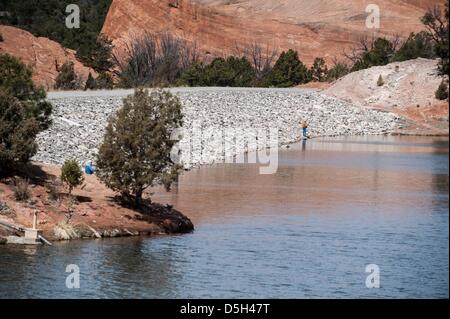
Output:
[{"left": 33, "top": 211, "right": 38, "bottom": 229}]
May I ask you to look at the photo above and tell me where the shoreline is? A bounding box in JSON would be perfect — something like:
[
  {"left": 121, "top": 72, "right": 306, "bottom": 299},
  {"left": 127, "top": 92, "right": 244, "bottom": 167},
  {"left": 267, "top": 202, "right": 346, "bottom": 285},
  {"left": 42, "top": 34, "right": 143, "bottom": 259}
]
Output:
[{"left": 0, "top": 163, "right": 194, "bottom": 245}]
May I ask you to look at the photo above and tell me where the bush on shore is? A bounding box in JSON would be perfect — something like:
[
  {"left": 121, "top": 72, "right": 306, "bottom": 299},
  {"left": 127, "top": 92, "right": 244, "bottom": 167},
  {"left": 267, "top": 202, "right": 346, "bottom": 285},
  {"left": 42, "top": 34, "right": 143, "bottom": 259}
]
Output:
[
  {"left": 61, "top": 160, "right": 84, "bottom": 195},
  {"left": 96, "top": 89, "right": 183, "bottom": 207}
]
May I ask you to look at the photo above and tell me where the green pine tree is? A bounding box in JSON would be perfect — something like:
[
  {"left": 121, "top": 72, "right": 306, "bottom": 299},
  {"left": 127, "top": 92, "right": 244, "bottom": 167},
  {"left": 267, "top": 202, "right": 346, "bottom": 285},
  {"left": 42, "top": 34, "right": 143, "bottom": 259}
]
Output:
[
  {"left": 310, "top": 57, "right": 329, "bottom": 82},
  {"left": 0, "top": 53, "right": 52, "bottom": 171},
  {"left": 96, "top": 89, "right": 183, "bottom": 207},
  {"left": 265, "top": 49, "right": 311, "bottom": 87}
]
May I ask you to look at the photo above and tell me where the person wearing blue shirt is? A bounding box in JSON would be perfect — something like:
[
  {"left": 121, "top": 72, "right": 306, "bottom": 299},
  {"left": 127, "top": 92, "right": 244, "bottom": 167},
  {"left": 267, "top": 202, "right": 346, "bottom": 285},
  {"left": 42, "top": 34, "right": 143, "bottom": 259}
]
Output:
[{"left": 301, "top": 120, "right": 309, "bottom": 139}]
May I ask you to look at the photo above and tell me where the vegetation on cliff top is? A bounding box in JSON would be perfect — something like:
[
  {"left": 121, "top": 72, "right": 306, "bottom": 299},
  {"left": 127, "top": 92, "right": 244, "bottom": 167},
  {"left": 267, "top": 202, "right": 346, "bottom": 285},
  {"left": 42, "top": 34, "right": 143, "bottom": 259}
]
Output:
[{"left": 0, "top": 0, "right": 113, "bottom": 71}]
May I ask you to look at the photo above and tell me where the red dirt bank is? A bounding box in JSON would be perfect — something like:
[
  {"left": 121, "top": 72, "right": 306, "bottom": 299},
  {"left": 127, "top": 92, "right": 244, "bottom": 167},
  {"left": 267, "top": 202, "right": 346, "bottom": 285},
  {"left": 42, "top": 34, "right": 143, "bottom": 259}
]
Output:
[{"left": 0, "top": 163, "right": 193, "bottom": 242}]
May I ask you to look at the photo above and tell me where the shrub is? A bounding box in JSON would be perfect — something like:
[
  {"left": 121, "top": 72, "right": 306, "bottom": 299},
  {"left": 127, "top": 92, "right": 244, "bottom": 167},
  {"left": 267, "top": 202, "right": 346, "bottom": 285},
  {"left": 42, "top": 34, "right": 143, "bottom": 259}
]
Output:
[
  {"left": 326, "top": 60, "right": 350, "bottom": 82},
  {"left": 116, "top": 32, "right": 198, "bottom": 88},
  {"left": 54, "top": 221, "right": 79, "bottom": 240},
  {"left": 61, "top": 160, "right": 84, "bottom": 195},
  {"left": 45, "top": 176, "right": 62, "bottom": 202},
  {"left": 179, "top": 62, "right": 206, "bottom": 86},
  {"left": 96, "top": 89, "right": 183, "bottom": 207},
  {"left": 265, "top": 49, "right": 311, "bottom": 87},
  {"left": 179, "top": 57, "right": 255, "bottom": 87},
  {"left": 0, "top": 54, "right": 52, "bottom": 171},
  {"left": 84, "top": 73, "right": 97, "bottom": 90},
  {"left": 223, "top": 56, "right": 255, "bottom": 87},
  {"left": 392, "top": 32, "right": 436, "bottom": 62},
  {"left": 351, "top": 38, "right": 395, "bottom": 72},
  {"left": 13, "top": 178, "right": 31, "bottom": 201},
  {"left": 85, "top": 34, "right": 114, "bottom": 73},
  {"left": 377, "top": 75, "right": 385, "bottom": 87},
  {"left": 0, "top": 201, "right": 14, "bottom": 217},
  {"left": 0, "top": 91, "right": 40, "bottom": 169},
  {"left": 204, "top": 57, "right": 255, "bottom": 87},
  {"left": 84, "top": 72, "right": 114, "bottom": 90},
  {"left": 310, "top": 57, "right": 329, "bottom": 82},
  {"left": 95, "top": 72, "right": 114, "bottom": 89},
  {"left": 0, "top": 54, "right": 53, "bottom": 131},
  {"left": 435, "top": 79, "right": 449, "bottom": 100},
  {"left": 55, "top": 62, "right": 81, "bottom": 90}
]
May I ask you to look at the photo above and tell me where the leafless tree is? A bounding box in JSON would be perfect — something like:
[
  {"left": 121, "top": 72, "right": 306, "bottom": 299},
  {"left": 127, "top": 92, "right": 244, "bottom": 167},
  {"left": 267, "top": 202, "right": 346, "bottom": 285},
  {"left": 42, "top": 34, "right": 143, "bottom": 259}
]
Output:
[
  {"left": 235, "top": 41, "right": 278, "bottom": 80},
  {"left": 421, "top": 5, "right": 447, "bottom": 45},
  {"left": 390, "top": 34, "right": 403, "bottom": 52},
  {"left": 342, "top": 35, "right": 375, "bottom": 64},
  {"left": 180, "top": 40, "right": 200, "bottom": 69},
  {"left": 113, "top": 32, "right": 158, "bottom": 87},
  {"left": 113, "top": 32, "right": 201, "bottom": 87},
  {"left": 342, "top": 33, "right": 403, "bottom": 65}
]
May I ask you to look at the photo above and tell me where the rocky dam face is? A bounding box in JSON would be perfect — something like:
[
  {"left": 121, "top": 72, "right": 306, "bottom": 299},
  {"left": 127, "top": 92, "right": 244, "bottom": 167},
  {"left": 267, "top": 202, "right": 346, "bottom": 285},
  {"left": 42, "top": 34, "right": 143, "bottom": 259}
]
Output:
[{"left": 34, "top": 87, "right": 402, "bottom": 168}]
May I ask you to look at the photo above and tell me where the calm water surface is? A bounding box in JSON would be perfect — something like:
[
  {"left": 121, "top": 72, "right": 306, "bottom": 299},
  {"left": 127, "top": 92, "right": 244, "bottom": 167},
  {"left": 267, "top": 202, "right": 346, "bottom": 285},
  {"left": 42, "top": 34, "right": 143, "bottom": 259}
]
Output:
[{"left": 0, "top": 136, "right": 448, "bottom": 298}]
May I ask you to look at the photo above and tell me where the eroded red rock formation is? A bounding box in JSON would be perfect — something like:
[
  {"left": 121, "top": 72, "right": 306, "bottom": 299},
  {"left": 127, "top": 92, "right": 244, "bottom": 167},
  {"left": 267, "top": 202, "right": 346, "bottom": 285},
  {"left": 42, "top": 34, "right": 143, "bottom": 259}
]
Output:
[
  {"left": 102, "top": 0, "right": 444, "bottom": 65},
  {"left": 0, "top": 25, "right": 96, "bottom": 90}
]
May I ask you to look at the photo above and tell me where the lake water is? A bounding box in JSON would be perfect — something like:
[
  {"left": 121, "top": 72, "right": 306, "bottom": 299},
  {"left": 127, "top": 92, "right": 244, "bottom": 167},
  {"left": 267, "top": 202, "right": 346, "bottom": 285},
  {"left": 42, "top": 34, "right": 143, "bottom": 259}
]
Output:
[{"left": 0, "top": 136, "right": 448, "bottom": 298}]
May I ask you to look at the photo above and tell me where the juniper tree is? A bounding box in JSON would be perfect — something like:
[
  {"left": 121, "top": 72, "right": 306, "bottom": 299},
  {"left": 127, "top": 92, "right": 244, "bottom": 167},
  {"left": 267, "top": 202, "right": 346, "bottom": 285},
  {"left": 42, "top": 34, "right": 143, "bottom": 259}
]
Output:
[
  {"left": 96, "top": 89, "right": 183, "bottom": 207},
  {"left": 55, "top": 62, "right": 80, "bottom": 90},
  {"left": 266, "top": 49, "right": 311, "bottom": 87},
  {"left": 61, "top": 160, "right": 84, "bottom": 195},
  {"left": 310, "top": 57, "right": 328, "bottom": 82},
  {"left": 0, "top": 53, "right": 52, "bottom": 172},
  {"left": 0, "top": 91, "right": 40, "bottom": 170}
]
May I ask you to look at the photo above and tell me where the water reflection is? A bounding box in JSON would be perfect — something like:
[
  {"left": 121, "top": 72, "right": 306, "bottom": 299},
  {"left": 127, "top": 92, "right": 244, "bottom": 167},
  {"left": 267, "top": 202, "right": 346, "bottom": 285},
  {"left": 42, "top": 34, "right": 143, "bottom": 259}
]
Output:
[{"left": 0, "top": 136, "right": 448, "bottom": 298}]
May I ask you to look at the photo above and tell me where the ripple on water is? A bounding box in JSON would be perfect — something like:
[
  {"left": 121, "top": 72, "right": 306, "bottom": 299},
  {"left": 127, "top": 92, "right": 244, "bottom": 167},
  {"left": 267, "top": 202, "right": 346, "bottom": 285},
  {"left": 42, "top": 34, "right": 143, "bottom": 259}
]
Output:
[{"left": 0, "top": 136, "right": 448, "bottom": 298}]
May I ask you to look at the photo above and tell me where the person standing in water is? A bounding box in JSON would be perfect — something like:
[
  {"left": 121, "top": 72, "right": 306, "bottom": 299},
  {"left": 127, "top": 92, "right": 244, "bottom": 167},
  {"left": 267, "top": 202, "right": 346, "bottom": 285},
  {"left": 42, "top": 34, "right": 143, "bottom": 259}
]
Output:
[{"left": 301, "top": 120, "right": 309, "bottom": 139}]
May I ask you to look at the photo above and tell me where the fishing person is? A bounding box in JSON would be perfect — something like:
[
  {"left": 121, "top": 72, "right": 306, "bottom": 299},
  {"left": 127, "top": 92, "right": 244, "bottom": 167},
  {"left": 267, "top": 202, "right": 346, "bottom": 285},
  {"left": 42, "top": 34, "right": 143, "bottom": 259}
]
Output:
[{"left": 301, "top": 120, "right": 309, "bottom": 139}]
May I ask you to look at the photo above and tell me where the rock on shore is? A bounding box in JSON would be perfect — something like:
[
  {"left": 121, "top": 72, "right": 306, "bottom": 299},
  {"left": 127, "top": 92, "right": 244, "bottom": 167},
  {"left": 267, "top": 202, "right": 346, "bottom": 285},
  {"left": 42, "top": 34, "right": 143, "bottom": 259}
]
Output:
[{"left": 34, "top": 87, "right": 402, "bottom": 167}]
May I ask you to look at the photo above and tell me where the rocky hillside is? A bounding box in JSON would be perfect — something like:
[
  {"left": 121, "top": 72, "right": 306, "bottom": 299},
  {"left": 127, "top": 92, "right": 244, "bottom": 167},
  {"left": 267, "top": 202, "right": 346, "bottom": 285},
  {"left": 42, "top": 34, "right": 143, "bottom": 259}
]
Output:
[
  {"left": 324, "top": 58, "right": 449, "bottom": 135},
  {"left": 0, "top": 25, "right": 96, "bottom": 89},
  {"left": 102, "top": 0, "right": 444, "bottom": 65}
]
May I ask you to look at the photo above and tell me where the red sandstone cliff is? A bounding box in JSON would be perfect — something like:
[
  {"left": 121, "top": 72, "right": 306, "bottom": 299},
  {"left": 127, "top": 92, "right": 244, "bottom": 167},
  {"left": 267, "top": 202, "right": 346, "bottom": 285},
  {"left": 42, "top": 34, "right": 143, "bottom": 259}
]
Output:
[
  {"left": 0, "top": 25, "right": 96, "bottom": 90},
  {"left": 102, "top": 0, "right": 445, "bottom": 65}
]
